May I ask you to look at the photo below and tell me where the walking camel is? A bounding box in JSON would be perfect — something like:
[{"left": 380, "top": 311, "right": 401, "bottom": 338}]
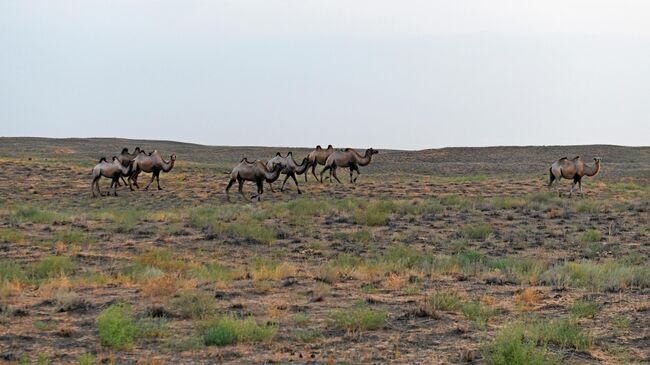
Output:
[
  {"left": 548, "top": 156, "right": 601, "bottom": 196},
  {"left": 116, "top": 147, "right": 144, "bottom": 188},
  {"left": 320, "top": 148, "right": 378, "bottom": 184},
  {"left": 91, "top": 157, "right": 134, "bottom": 197},
  {"left": 226, "top": 159, "right": 283, "bottom": 201},
  {"left": 305, "top": 145, "right": 334, "bottom": 182},
  {"left": 266, "top": 152, "right": 311, "bottom": 194},
  {"left": 130, "top": 150, "right": 176, "bottom": 190}
]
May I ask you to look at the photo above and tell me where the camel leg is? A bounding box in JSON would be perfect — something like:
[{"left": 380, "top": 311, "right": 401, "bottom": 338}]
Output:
[
  {"left": 290, "top": 173, "right": 302, "bottom": 194},
  {"left": 280, "top": 173, "right": 291, "bottom": 192},
  {"left": 251, "top": 180, "right": 263, "bottom": 201},
  {"left": 131, "top": 171, "right": 140, "bottom": 189},
  {"left": 226, "top": 178, "right": 235, "bottom": 194},
  {"left": 237, "top": 178, "right": 249, "bottom": 201},
  {"left": 578, "top": 179, "right": 583, "bottom": 195},
  {"left": 111, "top": 177, "right": 119, "bottom": 196},
  {"left": 92, "top": 176, "right": 100, "bottom": 197},
  {"left": 311, "top": 164, "right": 319, "bottom": 182},
  {"left": 320, "top": 166, "right": 330, "bottom": 183},
  {"left": 144, "top": 173, "right": 156, "bottom": 191},
  {"left": 121, "top": 176, "right": 128, "bottom": 187},
  {"left": 331, "top": 166, "right": 342, "bottom": 184},
  {"left": 352, "top": 165, "right": 360, "bottom": 183},
  {"left": 268, "top": 182, "right": 274, "bottom": 193}
]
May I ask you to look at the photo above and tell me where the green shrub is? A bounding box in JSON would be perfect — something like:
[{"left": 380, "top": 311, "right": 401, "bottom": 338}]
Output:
[
  {"left": 578, "top": 230, "right": 602, "bottom": 244},
  {"left": 171, "top": 290, "right": 217, "bottom": 319},
  {"left": 202, "top": 316, "right": 277, "bottom": 346},
  {"left": 328, "top": 302, "right": 387, "bottom": 333},
  {"left": 488, "top": 197, "right": 527, "bottom": 209},
  {"left": 293, "top": 328, "right": 323, "bottom": 343},
  {"left": 188, "top": 262, "right": 237, "bottom": 282},
  {"left": 541, "top": 260, "right": 650, "bottom": 291},
  {"left": 53, "top": 229, "right": 92, "bottom": 245},
  {"left": 0, "top": 228, "right": 25, "bottom": 243},
  {"left": 0, "top": 260, "right": 26, "bottom": 283},
  {"left": 533, "top": 319, "right": 592, "bottom": 350},
  {"left": 459, "top": 301, "right": 497, "bottom": 327},
  {"left": 11, "top": 206, "right": 62, "bottom": 224},
  {"left": 569, "top": 299, "right": 600, "bottom": 319},
  {"left": 77, "top": 353, "right": 95, "bottom": 365},
  {"left": 96, "top": 303, "right": 137, "bottom": 349},
  {"left": 481, "top": 324, "right": 556, "bottom": 365},
  {"left": 576, "top": 201, "right": 601, "bottom": 214},
  {"left": 137, "top": 317, "right": 169, "bottom": 338},
  {"left": 31, "top": 256, "right": 74, "bottom": 279},
  {"left": 353, "top": 201, "right": 393, "bottom": 226},
  {"left": 461, "top": 224, "right": 493, "bottom": 240},
  {"left": 208, "top": 222, "right": 276, "bottom": 244},
  {"left": 429, "top": 293, "right": 461, "bottom": 311}
]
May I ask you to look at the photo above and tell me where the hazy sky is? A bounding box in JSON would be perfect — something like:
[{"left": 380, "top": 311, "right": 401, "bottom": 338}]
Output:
[{"left": 1, "top": 1, "right": 649, "bottom": 149}]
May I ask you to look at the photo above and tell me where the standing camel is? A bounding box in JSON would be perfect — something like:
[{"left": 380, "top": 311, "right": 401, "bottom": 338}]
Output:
[
  {"left": 266, "top": 152, "right": 311, "bottom": 194},
  {"left": 320, "top": 148, "right": 378, "bottom": 184},
  {"left": 548, "top": 156, "right": 601, "bottom": 196},
  {"left": 305, "top": 145, "right": 334, "bottom": 182},
  {"left": 130, "top": 150, "right": 176, "bottom": 190},
  {"left": 226, "top": 159, "right": 283, "bottom": 201},
  {"left": 116, "top": 147, "right": 143, "bottom": 188},
  {"left": 91, "top": 157, "right": 134, "bottom": 197}
]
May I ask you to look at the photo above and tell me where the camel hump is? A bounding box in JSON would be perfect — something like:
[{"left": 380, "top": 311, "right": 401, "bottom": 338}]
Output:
[
  {"left": 327, "top": 144, "right": 332, "bottom": 148},
  {"left": 99, "top": 157, "right": 107, "bottom": 163},
  {"left": 316, "top": 145, "right": 322, "bottom": 149},
  {"left": 559, "top": 157, "right": 568, "bottom": 161},
  {"left": 344, "top": 148, "right": 351, "bottom": 151},
  {"left": 276, "top": 152, "right": 281, "bottom": 156},
  {"left": 571, "top": 156, "right": 580, "bottom": 160},
  {"left": 121, "top": 147, "right": 128, "bottom": 153}
]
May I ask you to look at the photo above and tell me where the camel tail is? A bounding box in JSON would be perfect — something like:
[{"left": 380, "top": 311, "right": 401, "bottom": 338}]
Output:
[{"left": 548, "top": 167, "right": 555, "bottom": 186}]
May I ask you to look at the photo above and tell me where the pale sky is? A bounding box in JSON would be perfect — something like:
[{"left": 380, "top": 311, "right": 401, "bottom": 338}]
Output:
[{"left": 1, "top": 1, "right": 649, "bottom": 149}]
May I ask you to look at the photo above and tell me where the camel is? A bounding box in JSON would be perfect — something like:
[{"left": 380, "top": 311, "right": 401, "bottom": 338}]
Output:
[
  {"left": 91, "top": 157, "right": 134, "bottom": 197},
  {"left": 320, "top": 148, "right": 378, "bottom": 184},
  {"left": 130, "top": 150, "right": 176, "bottom": 190},
  {"left": 226, "top": 159, "right": 283, "bottom": 201},
  {"left": 266, "top": 152, "right": 311, "bottom": 194},
  {"left": 116, "top": 147, "right": 143, "bottom": 188},
  {"left": 305, "top": 145, "right": 334, "bottom": 182},
  {"left": 548, "top": 156, "right": 601, "bottom": 196}
]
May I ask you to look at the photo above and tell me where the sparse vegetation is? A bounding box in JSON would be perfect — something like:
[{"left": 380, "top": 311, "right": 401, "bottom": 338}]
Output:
[
  {"left": 201, "top": 316, "right": 277, "bottom": 346},
  {"left": 328, "top": 302, "right": 387, "bottom": 333},
  {"left": 1, "top": 140, "right": 647, "bottom": 363}
]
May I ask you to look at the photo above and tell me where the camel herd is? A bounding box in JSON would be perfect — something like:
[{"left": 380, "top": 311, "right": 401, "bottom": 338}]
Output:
[
  {"left": 91, "top": 147, "right": 176, "bottom": 197},
  {"left": 225, "top": 146, "right": 379, "bottom": 200},
  {"left": 91, "top": 145, "right": 601, "bottom": 200}
]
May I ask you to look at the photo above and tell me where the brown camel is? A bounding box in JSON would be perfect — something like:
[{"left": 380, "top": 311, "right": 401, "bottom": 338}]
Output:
[
  {"left": 116, "top": 147, "right": 143, "bottom": 187},
  {"left": 320, "top": 148, "right": 378, "bottom": 184},
  {"left": 130, "top": 150, "right": 176, "bottom": 190},
  {"left": 266, "top": 152, "right": 311, "bottom": 194},
  {"left": 91, "top": 157, "right": 134, "bottom": 197},
  {"left": 226, "top": 159, "right": 283, "bottom": 201},
  {"left": 548, "top": 156, "right": 601, "bottom": 196},
  {"left": 305, "top": 145, "right": 334, "bottom": 182}
]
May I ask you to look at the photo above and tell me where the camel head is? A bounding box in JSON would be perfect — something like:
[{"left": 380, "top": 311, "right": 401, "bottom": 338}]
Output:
[
  {"left": 367, "top": 148, "right": 379, "bottom": 156},
  {"left": 170, "top": 154, "right": 177, "bottom": 161},
  {"left": 594, "top": 157, "right": 601, "bottom": 163}
]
